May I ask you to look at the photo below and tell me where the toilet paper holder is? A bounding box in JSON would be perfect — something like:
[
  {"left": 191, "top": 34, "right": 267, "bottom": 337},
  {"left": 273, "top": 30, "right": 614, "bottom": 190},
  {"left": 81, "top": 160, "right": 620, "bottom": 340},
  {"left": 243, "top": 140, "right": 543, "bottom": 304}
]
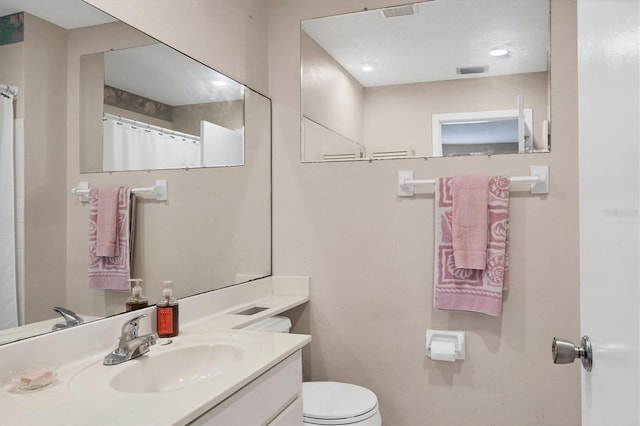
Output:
[{"left": 426, "top": 330, "right": 465, "bottom": 361}]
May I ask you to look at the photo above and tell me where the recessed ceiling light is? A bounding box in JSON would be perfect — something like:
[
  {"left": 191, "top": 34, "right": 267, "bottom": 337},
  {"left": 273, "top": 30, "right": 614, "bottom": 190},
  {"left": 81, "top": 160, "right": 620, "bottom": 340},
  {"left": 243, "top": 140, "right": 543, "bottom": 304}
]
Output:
[
  {"left": 361, "top": 62, "right": 377, "bottom": 72},
  {"left": 490, "top": 48, "right": 509, "bottom": 57}
]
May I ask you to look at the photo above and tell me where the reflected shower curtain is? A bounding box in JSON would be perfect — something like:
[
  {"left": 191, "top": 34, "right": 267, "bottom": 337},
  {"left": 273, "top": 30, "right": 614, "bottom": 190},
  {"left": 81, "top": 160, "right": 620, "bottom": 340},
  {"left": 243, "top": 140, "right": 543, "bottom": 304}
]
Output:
[
  {"left": 103, "top": 116, "right": 202, "bottom": 171},
  {"left": 0, "top": 92, "right": 18, "bottom": 330}
]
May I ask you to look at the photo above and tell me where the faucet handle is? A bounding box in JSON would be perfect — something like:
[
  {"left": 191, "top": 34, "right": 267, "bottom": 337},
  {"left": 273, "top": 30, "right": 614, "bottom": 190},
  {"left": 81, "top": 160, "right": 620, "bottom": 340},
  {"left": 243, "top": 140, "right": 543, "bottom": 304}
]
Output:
[
  {"left": 104, "top": 315, "right": 156, "bottom": 366},
  {"left": 120, "top": 314, "right": 148, "bottom": 343},
  {"left": 52, "top": 307, "right": 84, "bottom": 331},
  {"left": 53, "top": 307, "right": 84, "bottom": 326}
]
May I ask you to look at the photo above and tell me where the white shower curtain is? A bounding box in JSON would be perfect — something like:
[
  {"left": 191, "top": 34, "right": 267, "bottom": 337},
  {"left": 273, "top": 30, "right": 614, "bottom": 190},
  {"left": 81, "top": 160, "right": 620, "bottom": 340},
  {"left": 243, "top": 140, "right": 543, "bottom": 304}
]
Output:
[
  {"left": 103, "top": 115, "right": 202, "bottom": 171},
  {"left": 0, "top": 92, "right": 19, "bottom": 330}
]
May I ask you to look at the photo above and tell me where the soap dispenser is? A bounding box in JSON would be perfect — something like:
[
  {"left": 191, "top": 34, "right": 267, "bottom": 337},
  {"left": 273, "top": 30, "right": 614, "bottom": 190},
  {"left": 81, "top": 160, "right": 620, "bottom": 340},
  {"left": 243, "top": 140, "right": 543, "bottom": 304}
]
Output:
[
  {"left": 125, "top": 279, "right": 149, "bottom": 311},
  {"left": 156, "top": 280, "right": 179, "bottom": 337}
]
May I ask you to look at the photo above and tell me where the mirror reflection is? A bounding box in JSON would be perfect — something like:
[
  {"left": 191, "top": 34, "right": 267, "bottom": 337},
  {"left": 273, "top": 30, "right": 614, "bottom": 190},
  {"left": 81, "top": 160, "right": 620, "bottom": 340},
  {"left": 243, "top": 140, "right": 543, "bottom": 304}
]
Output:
[
  {"left": 0, "top": 0, "right": 271, "bottom": 345},
  {"left": 81, "top": 44, "right": 246, "bottom": 173},
  {"left": 301, "top": 0, "right": 550, "bottom": 162}
]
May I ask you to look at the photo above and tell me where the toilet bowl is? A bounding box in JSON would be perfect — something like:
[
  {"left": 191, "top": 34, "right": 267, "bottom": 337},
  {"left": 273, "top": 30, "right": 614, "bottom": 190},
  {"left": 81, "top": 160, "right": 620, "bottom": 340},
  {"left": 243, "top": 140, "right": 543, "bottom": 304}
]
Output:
[
  {"left": 302, "top": 381, "right": 381, "bottom": 425},
  {"left": 243, "top": 317, "right": 382, "bottom": 425}
]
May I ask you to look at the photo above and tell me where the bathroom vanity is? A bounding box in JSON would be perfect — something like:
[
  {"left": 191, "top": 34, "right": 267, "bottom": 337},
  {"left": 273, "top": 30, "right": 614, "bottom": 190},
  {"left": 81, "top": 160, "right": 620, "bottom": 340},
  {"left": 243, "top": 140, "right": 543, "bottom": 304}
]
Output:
[
  {"left": 0, "top": 276, "right": 310, "bottom": 425},
  {"left": 191, "top": 351, "right": 303, "bottom": 425}
]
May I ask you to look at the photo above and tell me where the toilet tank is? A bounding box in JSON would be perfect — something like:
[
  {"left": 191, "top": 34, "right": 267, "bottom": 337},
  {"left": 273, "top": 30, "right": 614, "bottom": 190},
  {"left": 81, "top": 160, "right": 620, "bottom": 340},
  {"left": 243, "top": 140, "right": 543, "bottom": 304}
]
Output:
[{"left": 242, "top": 316, "right": 291, "bottom": 333}]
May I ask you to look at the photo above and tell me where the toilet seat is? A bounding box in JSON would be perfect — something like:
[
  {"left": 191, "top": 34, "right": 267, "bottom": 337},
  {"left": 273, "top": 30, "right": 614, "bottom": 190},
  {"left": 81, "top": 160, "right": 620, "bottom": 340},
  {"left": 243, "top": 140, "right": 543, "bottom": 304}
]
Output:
[{"left": 302, "top": 382, "right": 379, "bottom": 425}]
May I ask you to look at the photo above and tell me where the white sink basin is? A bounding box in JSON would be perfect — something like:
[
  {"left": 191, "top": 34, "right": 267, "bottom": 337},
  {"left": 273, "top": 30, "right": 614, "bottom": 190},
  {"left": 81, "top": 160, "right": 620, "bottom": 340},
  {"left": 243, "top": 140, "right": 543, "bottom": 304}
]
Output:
[{"left": 69, "top": 334, "right": 262, "bottom": 394}]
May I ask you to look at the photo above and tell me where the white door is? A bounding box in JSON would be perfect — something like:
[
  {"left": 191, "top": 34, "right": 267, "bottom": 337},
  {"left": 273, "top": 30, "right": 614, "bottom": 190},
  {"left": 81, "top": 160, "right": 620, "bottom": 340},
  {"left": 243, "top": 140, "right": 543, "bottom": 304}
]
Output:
[{"left": 578, "top": 1, "right": 639, "bottom": 424}]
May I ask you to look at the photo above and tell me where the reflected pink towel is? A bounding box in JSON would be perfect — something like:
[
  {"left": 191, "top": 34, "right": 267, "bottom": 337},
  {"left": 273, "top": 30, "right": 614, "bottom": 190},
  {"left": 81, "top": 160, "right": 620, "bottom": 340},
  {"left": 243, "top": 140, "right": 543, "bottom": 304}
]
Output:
[
  {"left": 88, "top": 187, "right": 133, "bottom": 290},
  {"left": 452, "top": 176, "right": 489, "bottom": 269},
  {"left": 95, "top": 187, "right": 120, "bottom": 257},
  {"left": 434, "top": 177, "right": 510, "bottom": 316}
]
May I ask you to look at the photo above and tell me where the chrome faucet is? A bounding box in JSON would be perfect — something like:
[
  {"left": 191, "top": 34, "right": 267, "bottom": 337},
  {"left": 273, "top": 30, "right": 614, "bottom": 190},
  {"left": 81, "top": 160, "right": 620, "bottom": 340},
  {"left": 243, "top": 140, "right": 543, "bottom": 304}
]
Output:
[
  {"left": 52, "top": 307, "right": 84, "bottom": 331},
  {"left": 103, "top": 314, "right": 158, "bottom": 366}
]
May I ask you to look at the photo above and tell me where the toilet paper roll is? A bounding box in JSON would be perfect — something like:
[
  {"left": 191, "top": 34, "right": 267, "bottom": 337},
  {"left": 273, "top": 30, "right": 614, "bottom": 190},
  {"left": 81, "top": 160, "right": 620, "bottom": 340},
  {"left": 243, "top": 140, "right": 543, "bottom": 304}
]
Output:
[{"left": 430, "top": 340, "right": 457, "bottom": 362}]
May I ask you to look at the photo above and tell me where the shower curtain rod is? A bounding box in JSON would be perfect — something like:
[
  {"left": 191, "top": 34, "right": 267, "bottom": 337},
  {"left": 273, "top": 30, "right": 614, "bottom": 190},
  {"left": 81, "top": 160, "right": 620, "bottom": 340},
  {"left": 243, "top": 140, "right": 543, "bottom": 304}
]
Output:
[
  {"left": 0, "top": 84, "right": 19, "bottom": 97},
  {"left": 104, "top": 113, "right": 200, "bottom": 143}
]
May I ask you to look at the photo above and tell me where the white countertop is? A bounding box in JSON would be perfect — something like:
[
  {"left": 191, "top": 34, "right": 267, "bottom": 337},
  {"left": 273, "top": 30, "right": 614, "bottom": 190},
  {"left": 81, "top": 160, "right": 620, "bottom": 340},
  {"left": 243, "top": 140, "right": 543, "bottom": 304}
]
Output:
[{"left": 0, "top": 277, "right": 311, "bottom": 425}]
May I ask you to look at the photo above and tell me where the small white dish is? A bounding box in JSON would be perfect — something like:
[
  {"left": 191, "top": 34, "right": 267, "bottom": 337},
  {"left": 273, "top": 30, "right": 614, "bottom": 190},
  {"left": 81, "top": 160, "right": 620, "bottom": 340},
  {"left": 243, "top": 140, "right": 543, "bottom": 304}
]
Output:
[{"left": 11, "top": 365, "right": 58, "bottom": 390}]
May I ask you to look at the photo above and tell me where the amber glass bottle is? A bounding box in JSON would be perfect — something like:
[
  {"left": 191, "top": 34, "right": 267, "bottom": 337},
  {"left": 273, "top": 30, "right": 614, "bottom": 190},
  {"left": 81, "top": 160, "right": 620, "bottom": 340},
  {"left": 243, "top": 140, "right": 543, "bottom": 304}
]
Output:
[
  {"left": 156, "top": 280, "right": 179, "bottom": 337},
  {"left": 125, "top": 279, "right": 149, "bottom": 311}
]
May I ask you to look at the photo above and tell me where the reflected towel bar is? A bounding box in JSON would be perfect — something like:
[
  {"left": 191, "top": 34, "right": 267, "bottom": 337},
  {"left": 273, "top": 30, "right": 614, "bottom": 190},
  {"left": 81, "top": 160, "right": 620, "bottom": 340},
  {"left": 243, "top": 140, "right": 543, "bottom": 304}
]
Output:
[
  {"left": 398, "top": 165, "right": 549, "bottom": 197},
  {"left": 71, "top": 180, "right": 168, "bottom": 202}
]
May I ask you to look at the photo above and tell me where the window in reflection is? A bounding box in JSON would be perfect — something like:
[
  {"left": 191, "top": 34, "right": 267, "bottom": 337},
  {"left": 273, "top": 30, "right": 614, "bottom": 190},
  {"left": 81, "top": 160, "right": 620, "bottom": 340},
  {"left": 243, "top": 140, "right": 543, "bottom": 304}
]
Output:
[{"left": 432, "top": 108, "right": 533, "bottom": 157}]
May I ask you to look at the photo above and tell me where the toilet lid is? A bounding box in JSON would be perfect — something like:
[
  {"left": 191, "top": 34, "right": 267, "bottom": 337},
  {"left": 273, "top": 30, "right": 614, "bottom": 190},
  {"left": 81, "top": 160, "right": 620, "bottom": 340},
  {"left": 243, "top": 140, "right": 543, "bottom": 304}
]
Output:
[{"left": 302, "top": 382, "right": 378, "bottom": 421}]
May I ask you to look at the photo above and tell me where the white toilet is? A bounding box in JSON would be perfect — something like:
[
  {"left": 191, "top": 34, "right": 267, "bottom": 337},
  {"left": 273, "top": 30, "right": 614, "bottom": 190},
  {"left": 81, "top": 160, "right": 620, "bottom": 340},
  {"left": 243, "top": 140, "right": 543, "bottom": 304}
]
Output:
[{"left": 244, "top": 317, "right": 382, "bottom": 425}]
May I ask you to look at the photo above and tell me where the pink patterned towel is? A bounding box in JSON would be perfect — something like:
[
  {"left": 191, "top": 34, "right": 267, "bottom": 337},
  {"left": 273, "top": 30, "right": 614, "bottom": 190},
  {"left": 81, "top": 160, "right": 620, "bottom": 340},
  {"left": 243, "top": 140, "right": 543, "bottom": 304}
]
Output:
[
  {"left": 88, "top": 187, "right": 134, "bottom": 290},
  {"left": 452, "top": 175, "right": 489, "bottom": 269},
  {"left": 434, "top": 177, "right": 510, "bottom": 316},
  {"left": 95, "top": 187, "right": 120, "bottom": 257}
]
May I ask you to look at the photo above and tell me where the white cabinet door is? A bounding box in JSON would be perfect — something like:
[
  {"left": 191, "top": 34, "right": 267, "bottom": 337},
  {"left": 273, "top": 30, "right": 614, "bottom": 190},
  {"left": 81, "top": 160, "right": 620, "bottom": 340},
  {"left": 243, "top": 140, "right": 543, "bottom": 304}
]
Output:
[
  {"left": 578, "top": 1, "right": 640, "bottom": 424},
  {"left": 190, "top": 351, "right": 302, "bottom": 426}
]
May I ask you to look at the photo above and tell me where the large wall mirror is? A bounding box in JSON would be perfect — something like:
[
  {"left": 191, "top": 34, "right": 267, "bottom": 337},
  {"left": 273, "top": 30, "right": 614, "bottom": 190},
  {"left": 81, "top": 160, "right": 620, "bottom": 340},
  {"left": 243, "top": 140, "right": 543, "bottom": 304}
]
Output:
[
  {"left": 0, "top": 0, "right": 271, "bottom": 345},
  {"left": 301, "top": 0, "right": 550, "bottom": 162},
  {"left": 80, "top": 44, "right": 246, "bottom": 172}
]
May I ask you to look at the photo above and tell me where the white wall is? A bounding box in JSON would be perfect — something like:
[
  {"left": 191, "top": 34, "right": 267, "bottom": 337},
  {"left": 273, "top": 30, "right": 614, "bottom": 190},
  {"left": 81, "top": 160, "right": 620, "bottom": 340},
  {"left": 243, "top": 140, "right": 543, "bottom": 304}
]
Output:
[
  {"left": 85, "top": 0, "right": 269, "bottom": 95},
  {"left": 22, "top": 14, "right": 68, "bottom": 323},
  {"left": 364, "top": 72, "right": 548, "bottom": 156},
  {"left": 268, "top": 0, "right": 581, "bottom": 424},
  {"left": 302, "top": 31, "right": 364, "bottom": 157},
  {"left": 19, "top": 1, "right": 585, "bottom": 424},
  {"left": 69, "top": 1, "right": 271, "bottom": 317}
]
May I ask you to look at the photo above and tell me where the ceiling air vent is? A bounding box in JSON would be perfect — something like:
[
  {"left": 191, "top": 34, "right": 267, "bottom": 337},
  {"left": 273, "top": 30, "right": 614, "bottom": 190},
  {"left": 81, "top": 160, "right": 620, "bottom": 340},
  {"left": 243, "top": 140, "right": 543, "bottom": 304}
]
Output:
[
  {"left": 381, "top": 4, "right": 417, "bottom": 18},
  {"left": 456, "top": 65, "right": 489, "bottom": 75}
]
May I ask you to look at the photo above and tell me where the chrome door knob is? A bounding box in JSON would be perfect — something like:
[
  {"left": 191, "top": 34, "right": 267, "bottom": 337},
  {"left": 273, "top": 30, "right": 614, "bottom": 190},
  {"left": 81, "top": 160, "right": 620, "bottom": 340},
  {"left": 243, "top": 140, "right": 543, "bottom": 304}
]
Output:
[{"left": 552, "top": 335, "right": 592, "bottom": 371}]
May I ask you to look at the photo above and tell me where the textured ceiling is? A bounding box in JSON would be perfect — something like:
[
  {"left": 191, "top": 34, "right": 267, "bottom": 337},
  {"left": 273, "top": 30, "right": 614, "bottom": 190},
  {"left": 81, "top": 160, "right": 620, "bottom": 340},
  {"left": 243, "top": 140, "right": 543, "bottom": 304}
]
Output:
[
  {"left": 302, "top": 0, "right": 550, "bottom": 87},
  {"left": 104, "top": 44, "right": 244, "bottom": 105}
]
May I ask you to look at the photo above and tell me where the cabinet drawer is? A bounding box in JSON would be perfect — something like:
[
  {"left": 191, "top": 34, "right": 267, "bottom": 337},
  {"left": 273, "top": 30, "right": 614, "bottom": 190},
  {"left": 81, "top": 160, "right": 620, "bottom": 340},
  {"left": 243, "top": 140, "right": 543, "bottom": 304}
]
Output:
[
  {"left": 190, "top": 351, "right": 302, "bottom": 426},
  {"left": 269, "top": 397, "right": 303, "bottom": 426}
]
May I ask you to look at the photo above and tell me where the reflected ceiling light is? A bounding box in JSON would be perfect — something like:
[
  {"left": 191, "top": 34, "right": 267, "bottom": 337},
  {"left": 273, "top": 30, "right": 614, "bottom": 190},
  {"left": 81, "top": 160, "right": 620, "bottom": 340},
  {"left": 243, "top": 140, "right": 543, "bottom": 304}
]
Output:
[
  {"left": 361, "top": 62, "right": 377, "bottom": 72},
  {"left": 212, "top": 80, "right": 227, "bottom": 87},
  {"left": 489, "top": 48, "right": 509, "bottom": 57}
]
